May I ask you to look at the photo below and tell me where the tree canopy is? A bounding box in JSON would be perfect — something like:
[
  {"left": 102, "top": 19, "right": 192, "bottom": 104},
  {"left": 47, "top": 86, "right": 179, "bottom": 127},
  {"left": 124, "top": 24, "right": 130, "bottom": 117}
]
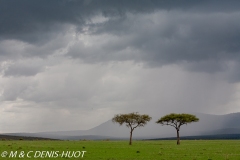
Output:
[{"left": 156, "top": 113, "right": 199, "bottom": 129}]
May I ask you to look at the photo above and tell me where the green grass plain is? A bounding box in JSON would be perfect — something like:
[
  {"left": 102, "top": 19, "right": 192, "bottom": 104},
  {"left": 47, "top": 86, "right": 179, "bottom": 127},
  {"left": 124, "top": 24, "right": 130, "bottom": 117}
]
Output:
[{"left": 0, "top": 140, "right": 240, "bottom": 160}]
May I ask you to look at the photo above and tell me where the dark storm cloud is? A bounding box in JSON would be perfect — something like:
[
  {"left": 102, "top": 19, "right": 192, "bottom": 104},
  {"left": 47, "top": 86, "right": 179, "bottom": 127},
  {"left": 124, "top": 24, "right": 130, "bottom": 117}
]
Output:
[
  {"left": 68, "top": 11, "right": 240, "bottom": 72},
  {"left": 1, "top": 0, "right": 240, "bottom": 42},
  {"left": 1, "top": 0, "right": 240, "bottom": 77}
]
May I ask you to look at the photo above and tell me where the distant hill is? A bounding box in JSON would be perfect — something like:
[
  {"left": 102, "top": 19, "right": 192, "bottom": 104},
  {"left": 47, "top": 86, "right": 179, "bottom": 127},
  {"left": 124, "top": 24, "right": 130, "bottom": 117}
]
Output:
[
  {"left": 3, "top": 112, "right": 240, "bottom": 140},
  {"left": 0, "top": 134, "right": 57, "bottom": 140},
  {"left": 152, "top": 134, "right": 240, "bottom": 140}
]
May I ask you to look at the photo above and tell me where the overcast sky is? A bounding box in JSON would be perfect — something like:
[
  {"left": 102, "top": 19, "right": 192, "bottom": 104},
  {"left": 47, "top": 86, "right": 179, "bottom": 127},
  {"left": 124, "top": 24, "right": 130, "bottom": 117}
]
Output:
[{"left": 1, "top": 0, "right": 240, "bottom": 133}]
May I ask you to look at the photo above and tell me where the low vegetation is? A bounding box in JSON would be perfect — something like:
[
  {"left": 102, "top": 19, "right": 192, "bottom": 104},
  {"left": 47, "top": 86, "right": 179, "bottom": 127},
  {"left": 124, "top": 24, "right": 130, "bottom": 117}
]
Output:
[{"left": 0, "top": 140, "right": 240, "bottom": 160}]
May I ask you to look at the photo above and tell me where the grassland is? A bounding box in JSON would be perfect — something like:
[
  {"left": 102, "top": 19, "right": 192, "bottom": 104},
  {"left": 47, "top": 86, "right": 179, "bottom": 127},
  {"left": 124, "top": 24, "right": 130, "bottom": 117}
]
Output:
[{"left": 0, "top": 140, "right": 240, "bottom": 160}]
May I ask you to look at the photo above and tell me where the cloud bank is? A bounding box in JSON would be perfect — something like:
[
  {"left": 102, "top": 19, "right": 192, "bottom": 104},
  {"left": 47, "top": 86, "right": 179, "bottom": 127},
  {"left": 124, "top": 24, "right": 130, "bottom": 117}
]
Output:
[{"left": 0, "top": 0, "right": 240, "bottom": 132}]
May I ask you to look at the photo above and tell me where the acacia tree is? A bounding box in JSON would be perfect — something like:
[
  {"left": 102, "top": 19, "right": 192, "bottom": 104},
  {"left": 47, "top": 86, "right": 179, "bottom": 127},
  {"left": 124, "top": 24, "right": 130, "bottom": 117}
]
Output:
[
  {"left": 156, "top": 113, "right": 199, "bottom": 145},
  {"left": 112, "top": 112, "right": 152, "bottom": 145}
]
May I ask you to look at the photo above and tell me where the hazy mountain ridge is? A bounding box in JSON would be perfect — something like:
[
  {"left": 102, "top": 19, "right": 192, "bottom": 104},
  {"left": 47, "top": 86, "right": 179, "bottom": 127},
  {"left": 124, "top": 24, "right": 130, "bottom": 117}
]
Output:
[{"left": 3, "top": 112, "right": 240, "bottom": 140}]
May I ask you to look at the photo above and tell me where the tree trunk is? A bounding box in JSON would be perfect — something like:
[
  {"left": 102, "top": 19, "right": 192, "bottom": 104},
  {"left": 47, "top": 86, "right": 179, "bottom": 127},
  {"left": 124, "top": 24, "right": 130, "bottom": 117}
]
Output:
[
  {"left": 177, "top": 129, "right": 180, "bottom": 145},
  {"left": 129, "top": 129, "right": 133, "bottom": 145}
]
